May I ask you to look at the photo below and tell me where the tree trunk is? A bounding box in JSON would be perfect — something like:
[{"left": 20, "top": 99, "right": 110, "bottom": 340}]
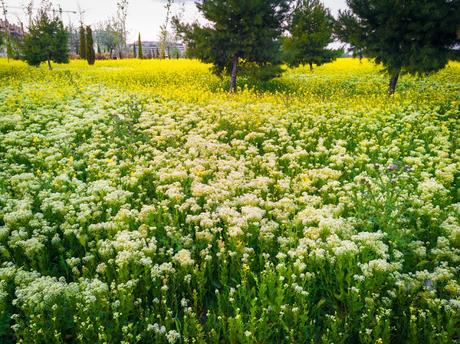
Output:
[
  {"left": 229, "top": 55, "right": 238, "bottom": 93},
  {"left": 388, "top": 71, "right": 400, "bottom": 95},
  {"left": 309, "top": 62, "right": 313, "bottom": 72},
  {"left": 6, "top": 38, "right": 10, "bottom": 63},
  {"left": 47, "top": 53, "right": 52, "bottom": 70}
]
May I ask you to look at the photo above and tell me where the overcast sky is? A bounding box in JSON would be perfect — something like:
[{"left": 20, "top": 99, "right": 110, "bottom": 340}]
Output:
[{"left": 5, "top": 0, "right": 348, "bottom": 42}]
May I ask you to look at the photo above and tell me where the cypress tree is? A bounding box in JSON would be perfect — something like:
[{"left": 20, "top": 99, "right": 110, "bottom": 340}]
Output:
[
  {"left": 138, "top": 33, "right": 143, "bottom": 59},
  {"left": 79, "top": 25, "right": 86, "bottom": 59},
  {"left": 174, "top": 0, "right": 290, "bottom": 92},
  {"left": 86, "top": 26, "right": 96, "bottom": 65},
  {"left": 343, "top": 0, "right": 460, "bottom": 95},
  {"left": 283, "top": 0, "right": 341, "bottom": 72}
]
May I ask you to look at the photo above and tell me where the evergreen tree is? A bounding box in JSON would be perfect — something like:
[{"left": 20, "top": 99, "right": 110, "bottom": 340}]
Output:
[
  {"left": 22, "top": 7, "right": 69, "bottom": 70},
  {"left": 79, "top": 25, "right": 86, "bottom": 59},
  {"left": 86, "top": 26, "right": 96, "bottom": 65},
  {"left": 283, "top": 0, "right": 340, "bottom": 72},
  {"left": 334, "top": 9, "right": 365, "bottom": 61},
  {"left": 344, "top": 0, "right": 460, "bottom": 94},
  {"left": 174, "top": 0, "right": 291, "bottom": 92},
  {"left": 138, "top": 33, "right": 143, "bottom": 59}
]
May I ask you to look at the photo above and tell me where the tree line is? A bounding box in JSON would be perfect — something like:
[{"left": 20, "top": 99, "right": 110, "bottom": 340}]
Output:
[
  {"left": 1, "top": 0, "right": 458, "bottom": 94},
  {"left": 0, "top": 1, "right": 126, "bottom": 68},
  {"left": 175, "top": 0, "right": 459, "bottom": 94},
  {"left": 1, "top": 0, "right": 183, "bottom": 67}
]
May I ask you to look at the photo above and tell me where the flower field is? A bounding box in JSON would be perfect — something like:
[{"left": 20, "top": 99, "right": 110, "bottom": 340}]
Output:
[{"left": 0, "top": 58, "right": 459, "bottom": 343}]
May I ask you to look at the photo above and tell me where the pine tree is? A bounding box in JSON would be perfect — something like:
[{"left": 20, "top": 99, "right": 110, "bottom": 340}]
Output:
[
  {"left": 344, "top": 0, "right": 460, "bottom": 95},
  {"left": 334, "top": 9, "right": 365, "bottom": 62},
  {"left": 79, "top": 25, "right": 86, "bottom": 59},
  {"left": 174, "top": 0, "right": 291, "bottom": 92},
  {"left": 283, "top": 0, "right": 340, "bottom": 72},
  {"left": 22, "top": 7, "right": 69, "bottom": 70},
  {"left": 86, "top": 26, "right": 96, "bottom": 65},
  {"left": 138, "top": 33, "right": 143, "bottom": 59}
]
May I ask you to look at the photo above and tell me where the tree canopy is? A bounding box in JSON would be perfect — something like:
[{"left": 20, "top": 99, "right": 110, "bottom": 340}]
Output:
[
  {"left": 79, "top": 26, "right": 86, "bottom": 59},
  {"left": 22, "top": 7, "right": 69, "bottom": 70},
  {"left": 174, "top": 0, "right": 291, "bottom": 92},
  {"left": 343, "top": 0, "right": 460, "bottom": 94},
  {"left": 284, "top": 0, "right": 341, "bottom": 71},
  {"left": 86, "top": 26, "right": 96, "bottom": 65},
  {"left": 334, "top": 9, "right": 365, "bottom": 60}
]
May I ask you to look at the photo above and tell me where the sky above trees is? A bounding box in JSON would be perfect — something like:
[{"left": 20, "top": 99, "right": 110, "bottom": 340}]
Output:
[{"left": 6, "top": 0, "right": 347, "bottom": 42}]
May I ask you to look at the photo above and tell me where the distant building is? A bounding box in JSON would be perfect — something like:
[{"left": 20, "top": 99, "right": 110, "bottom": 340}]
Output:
[
  {"left": 129, "top": 41, "right": 186, "bottom": 58},
  {"left": 0, "top": 19, "right": 24, "bottom": 39},
  {"left": 0, "top": 20, "right": 24, "bottom": 57}
]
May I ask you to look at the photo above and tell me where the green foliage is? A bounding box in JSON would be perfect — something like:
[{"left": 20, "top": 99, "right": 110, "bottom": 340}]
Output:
[
  {"left": 344, "top": 0, "right": 460, "bottom": 93},
  {"left": 21, "top": 8, "right": 69, "bottom": 70},
  {"left": 85, "top": 26, "right": 96, "bottom": 65},
  {"left": 335, "top": 9, "right": 365, "bottom": 60},
  {"left": 239, "top": 62, "right": 285, "bottom": 82},
  {"left": 449, "top": 48, "right": 460, "bottom": 61},
  {"left": 0, "top": 34, "right": 21, "bottom": 61},
  {"left": 138, "top": 33, "right": 143, "bottom": 59},
  {"left": 79, "top": 26, "right": 86, "bottom": 59},
  {"left": 284, "top": 0, "right": 341, "bottom": 70},
  {"left": 174, "top": 0, "right": 291, "bottom": 91}
]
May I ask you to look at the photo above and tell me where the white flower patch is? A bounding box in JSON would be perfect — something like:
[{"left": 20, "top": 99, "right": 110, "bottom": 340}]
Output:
[{"left": 174, "top": 249, "right": 194, "bottom": 267}]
